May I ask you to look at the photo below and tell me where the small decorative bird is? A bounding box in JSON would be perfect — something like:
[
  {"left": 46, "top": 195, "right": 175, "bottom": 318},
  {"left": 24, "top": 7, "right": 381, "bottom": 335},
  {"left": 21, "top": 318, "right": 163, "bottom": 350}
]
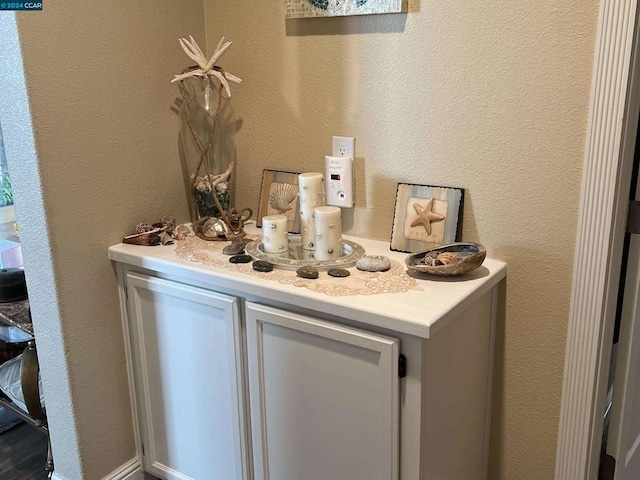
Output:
[{"left": 411, "top": 198, "right": 445, "bottom": 235}]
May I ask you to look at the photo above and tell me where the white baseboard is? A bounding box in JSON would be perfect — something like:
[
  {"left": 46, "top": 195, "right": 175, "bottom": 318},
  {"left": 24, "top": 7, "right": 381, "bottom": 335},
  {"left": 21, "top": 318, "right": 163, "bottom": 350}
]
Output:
[
  {"left": 101, "top": 458, "right": 144, "bottom": 480},
  {"left": 51, "top": 457, "right": 143, "bottom": 480}
]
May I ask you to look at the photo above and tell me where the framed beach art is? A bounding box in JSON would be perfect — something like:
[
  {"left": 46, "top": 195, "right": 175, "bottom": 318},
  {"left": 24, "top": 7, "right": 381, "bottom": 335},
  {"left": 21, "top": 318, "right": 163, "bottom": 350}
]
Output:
[
  {"left": 285, "top": 0, "right": 407, "bottom": 19},
  {"left": 257, "top": 169, "right": 301, "bottom": 233},
  {"left": 390, "top": 183, "right": 464, "bottom": 253}
]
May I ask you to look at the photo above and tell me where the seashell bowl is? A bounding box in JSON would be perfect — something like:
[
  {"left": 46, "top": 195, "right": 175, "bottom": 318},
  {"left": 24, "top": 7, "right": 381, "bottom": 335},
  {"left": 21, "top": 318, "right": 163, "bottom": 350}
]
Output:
[{"left": 405, "top": 243, "right": 487, "bottom": 276}]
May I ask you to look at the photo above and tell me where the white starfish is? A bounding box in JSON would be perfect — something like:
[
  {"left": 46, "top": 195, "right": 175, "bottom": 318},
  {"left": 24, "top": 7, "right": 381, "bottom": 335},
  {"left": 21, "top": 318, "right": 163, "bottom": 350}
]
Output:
[{"left": 171, "top": 36, "right": 242, "bottom": 97}]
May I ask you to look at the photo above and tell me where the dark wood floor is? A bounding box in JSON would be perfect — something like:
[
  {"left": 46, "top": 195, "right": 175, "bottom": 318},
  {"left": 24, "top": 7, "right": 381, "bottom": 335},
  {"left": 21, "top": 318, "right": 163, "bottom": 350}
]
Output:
[{"left": 0, "top": 422, "right": 48, "bottom": 480}]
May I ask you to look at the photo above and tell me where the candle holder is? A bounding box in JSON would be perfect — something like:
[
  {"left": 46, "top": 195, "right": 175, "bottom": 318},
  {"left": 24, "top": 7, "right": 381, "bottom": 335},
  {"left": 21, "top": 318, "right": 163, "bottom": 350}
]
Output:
[{"left": 245, "top": 234, "right": 364, "bottom": 271}]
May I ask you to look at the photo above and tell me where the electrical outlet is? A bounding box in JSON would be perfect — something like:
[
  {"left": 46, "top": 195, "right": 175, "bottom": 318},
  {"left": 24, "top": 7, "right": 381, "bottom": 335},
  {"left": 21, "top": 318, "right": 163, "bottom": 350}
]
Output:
[{"left": 332, "top": 136, "right": 355, "bottom": 160}]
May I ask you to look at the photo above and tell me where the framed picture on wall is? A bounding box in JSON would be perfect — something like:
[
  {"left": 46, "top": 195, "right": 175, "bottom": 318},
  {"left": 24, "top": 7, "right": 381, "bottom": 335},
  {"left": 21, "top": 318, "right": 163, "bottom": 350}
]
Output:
[
  {"left": 285, "top": 0, "right": 407, "bottom": 19},
  {"left": 390, "top": 183, "right": 464, "bottom": 253},
  {"left": 257, "top": 169, "right": 301, "bottom": 233}
]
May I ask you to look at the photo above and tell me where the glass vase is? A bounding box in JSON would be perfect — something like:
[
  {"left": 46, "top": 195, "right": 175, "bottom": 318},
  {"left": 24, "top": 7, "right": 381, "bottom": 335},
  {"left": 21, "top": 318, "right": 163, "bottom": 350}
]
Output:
[{"left": 178, "top": 74, "right": 242, "bottom": 240}]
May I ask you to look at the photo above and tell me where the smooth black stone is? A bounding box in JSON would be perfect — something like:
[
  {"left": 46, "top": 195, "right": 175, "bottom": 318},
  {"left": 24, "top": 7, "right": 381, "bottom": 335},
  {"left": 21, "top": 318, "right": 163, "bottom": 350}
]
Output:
[
  {"left": 328, "top": 268, "right": 350, "bottom": 278},
  {"left": 229, "top": 254, "right": 252, "bottom": 264},
  {"left": 296, "top": 266, "right": 319, "bottom": 279},
  {"left": 223, "top": 243, "right": 246, "bottom": 255},
  {"left": 252, "top": 260, "right": 274, "bottom": 272}
]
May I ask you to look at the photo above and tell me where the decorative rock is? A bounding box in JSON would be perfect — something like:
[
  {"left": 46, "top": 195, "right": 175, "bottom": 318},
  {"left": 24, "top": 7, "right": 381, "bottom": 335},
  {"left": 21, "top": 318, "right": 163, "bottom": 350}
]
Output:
[
  {"left": 252, "top": 260, "right": 274, "bottom": 273},
  {"left": 328, "top": 268, "right": 350, "bottom": 278},
  {"left": 229, "top": 254, "right": 252, "bottom": 264},
  {"left": 356, "top": 255, "right": 391, "bottom": 272},
  {"left": 223, "top": 242, "right": 246, "bottom": 255},
  {"left": 296, "top": 266, "right": 319, "bottom": 279}
]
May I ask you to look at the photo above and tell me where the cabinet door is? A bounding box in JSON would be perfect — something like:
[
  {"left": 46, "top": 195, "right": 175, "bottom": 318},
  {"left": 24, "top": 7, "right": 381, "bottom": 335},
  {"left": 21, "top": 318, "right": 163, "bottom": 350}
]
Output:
[
  {"left": 126, "top": 273, "right": 248, "bottom": 480},
  {"left": 246, "top": 302, "right": 400, "bottom": 480}
]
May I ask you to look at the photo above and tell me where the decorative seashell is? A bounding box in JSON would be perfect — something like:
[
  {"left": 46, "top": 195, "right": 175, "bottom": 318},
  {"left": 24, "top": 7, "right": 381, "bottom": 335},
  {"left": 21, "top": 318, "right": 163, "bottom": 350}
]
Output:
[
  {"left": 193, "top": 175, "right": 212, "bottom": 192},
  {"left": 135, "top": 223, "right": 154, "bottom": 234},
  {"left": 437, "top": 252, "right": 461, "bottom": 265},
  {"left": 423, "top": 256, "right": 440, "bottom": 267},
  {"left": 161, "top": 216, "right": 177, "bottom": 231},
  {"left": 123, "top": 227, "right": 164, "bottom": 246},
  {"left": 173, "top": 225, "right": 190, "bottom": 241},
  {"left": 406, "top": 243, "right": 486, "bottom": 276},
  {"left": 202, "top": 218, "right": 228, "bottom": 238},
  {"left": 270, "top": 184, "right": 297, "bottom": 214}
]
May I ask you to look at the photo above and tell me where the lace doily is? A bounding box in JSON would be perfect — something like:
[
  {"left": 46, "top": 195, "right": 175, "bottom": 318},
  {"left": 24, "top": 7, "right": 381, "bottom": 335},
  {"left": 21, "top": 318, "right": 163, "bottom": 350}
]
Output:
[{"left": 175, "top": 235, "right": 423, "bottom": 297}]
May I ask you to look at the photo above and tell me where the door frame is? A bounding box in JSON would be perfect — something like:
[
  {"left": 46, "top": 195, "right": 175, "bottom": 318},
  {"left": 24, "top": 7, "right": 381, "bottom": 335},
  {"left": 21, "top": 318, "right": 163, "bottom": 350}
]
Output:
[{"left": 556, "top": 1, "right": 640, "bottom": 478}]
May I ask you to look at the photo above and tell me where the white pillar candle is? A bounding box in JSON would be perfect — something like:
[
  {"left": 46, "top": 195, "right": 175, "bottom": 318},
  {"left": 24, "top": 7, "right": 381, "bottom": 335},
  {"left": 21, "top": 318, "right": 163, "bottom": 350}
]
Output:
[
  {"left": 314, "top": 206, "right": 342, "bottom": 261},
  {"left": 298, "top": 172, "right": 325, "bottom": 250},
  {"left": 262, "top": 215, "right": 289, "bottom": 253},
  {"left": 301, "top": 250, "right": 316, "bottom": 261}
]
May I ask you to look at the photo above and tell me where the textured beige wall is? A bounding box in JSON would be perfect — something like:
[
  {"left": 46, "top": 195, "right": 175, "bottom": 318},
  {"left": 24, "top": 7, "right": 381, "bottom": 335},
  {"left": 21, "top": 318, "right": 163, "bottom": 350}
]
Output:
[
  {"left": 205, "top": 1, "right": 599, "bottom": 477},
  {"left": 12, "top": 2, "right": 203, "bottom": 477}
]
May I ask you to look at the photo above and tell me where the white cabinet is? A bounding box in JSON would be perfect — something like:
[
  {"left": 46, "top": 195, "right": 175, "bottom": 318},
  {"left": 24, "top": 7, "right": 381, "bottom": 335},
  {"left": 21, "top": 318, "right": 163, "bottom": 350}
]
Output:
[
  {"left": 245, "top": 302, "right": 399, "bottom": 480},
  {"left": 125, "top": 273, "right": 249, "bottom": 480},
  {"left": 110, "top": 230, "right": 506, "bottom": 480}
]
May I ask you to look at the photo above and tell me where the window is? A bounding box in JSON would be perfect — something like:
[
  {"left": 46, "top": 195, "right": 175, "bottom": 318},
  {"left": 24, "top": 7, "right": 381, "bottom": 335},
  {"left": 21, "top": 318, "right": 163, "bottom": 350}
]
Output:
[{"left": 0, "top": 126, "right": 13, "bottom": 208}]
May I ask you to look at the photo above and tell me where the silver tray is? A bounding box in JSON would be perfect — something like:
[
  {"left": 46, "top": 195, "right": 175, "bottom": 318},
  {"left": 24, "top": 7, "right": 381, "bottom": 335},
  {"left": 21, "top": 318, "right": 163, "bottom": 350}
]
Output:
[{"left": 245, "top": 236, "right": 365, "bottom": 271}]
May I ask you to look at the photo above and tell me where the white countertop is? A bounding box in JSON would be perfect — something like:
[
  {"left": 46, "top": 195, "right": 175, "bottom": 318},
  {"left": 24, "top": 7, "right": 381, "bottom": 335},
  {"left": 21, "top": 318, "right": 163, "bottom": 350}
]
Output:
[{"left": 109, "top": 227, "right": 506, "bottom": 339}]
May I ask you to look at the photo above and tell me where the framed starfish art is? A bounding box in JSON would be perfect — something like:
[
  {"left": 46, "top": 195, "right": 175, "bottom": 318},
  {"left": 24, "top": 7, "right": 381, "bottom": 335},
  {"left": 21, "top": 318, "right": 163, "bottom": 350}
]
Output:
[
  {"left": 390, "top": 183, "right": 464, "bottom": 253},
  {"left": 285, "top": 0, "right": 407, "bottom": 19}
]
